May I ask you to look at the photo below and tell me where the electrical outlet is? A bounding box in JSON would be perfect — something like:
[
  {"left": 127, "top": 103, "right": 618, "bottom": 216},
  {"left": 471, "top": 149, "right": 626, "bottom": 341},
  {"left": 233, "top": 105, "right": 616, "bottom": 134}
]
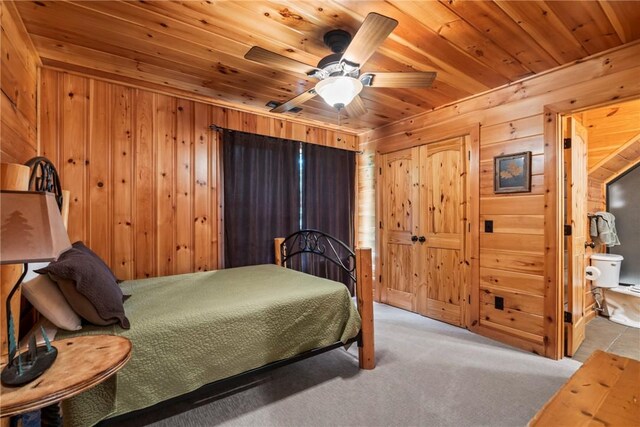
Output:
[
  {"left": 495, "top": 296, "right": 504, "bottom": 310},
  {"left": 485, "top": 220, "right": 493, "bottom": 233}
]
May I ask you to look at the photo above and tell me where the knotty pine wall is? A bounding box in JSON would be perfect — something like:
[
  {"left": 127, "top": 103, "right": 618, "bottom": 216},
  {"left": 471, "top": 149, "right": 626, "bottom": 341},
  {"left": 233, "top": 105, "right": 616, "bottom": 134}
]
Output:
[
  {"left": 39, "top": 68, "right": 358, "bottom": 280},
  {"left": 1, "top": 1, "right": 38, "bottom": 164},
  {"left": 360, "top": 41, "right": 640, "bottom": 359}
]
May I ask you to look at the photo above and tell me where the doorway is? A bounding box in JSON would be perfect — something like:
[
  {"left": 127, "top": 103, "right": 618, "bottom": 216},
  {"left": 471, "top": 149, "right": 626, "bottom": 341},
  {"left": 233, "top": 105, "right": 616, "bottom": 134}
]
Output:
[
  {"left": 561, "top": 98, "right": 640, "bottom": 360},
  {"left": 379, "top": 135, "right": 471, "bottom": 327}
]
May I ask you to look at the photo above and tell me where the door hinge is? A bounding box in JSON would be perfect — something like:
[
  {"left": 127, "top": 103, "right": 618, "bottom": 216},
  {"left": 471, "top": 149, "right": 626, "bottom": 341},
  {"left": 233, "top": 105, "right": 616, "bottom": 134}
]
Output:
[
  {"left": 564, "top": 311, "right": 572, "bottom": 323},
  {"left": 564, "top": 225, "right": 572, "bottom": 236},
  {"left": 379, "top": 221, "right": 383, "bottom": 229},
  {"left": 379, "top": 167, "right": 382, "bottom": 175},
  {"left": 564, "top": 138, "right": 572, "bottom": 149},
  {"left": 468, "top": 294, "right": 471, "bottom": 304},
  {"left": 468, "top": 150, "right": 471, "bottom": 160},
  {"left": 468, "top": 223, "right": 471, "bottom": 232},
  {"left": 378, "top": 275, "right": 382, "bottom": 284}
]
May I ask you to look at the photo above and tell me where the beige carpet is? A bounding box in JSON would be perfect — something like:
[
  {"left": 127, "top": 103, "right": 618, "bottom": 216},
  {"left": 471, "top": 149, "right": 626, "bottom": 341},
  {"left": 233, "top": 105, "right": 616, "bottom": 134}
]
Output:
[{"left": 137, "top": 303, "right": 580, "bottom": 427}]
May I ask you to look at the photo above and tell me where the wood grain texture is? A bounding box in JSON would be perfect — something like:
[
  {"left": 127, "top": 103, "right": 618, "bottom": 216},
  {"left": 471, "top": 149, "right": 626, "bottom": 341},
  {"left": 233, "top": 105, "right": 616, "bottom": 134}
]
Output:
[
  {"left": 360, "top": 42, "right": 640, "bottom": 359},
  {"left": 1, "top": 1, "right": 38, "bottom": 164},
  {"left": 40, "top": 68, "right": 357, "bottom": 279},
  {"left": 0, "top": 335, "right": 131, "bottom": 417},
  {"left": 583, "top": 99, "right": 640, "bottom": 169},
  {"left": 565, "top": 117, "right": 589, "bottom": 357},
  {"left": 530, "top": 350, "right": 640, "bottom": 427},
  {"left": 356, "top": 248, "right": 375, "bottom": 370},
  {"left": 14, "top": 0, "right": 640, "bottom": 132}
]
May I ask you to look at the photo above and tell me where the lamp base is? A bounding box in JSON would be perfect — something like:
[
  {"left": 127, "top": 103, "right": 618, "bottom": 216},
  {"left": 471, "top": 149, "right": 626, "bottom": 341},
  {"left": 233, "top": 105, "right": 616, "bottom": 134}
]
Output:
[{"left": 1, "top": 345, "right": 57, "bottom": 386}]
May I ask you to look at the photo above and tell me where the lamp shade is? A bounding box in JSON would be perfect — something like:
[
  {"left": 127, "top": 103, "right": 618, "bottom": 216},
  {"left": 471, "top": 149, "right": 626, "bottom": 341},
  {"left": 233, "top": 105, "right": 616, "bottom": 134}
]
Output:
[
  {"left": 0, "top": 191, "right": 71, "bottom": 264},
  {"left": 315, "top": 76, "right": 363, "bottom": 109}
]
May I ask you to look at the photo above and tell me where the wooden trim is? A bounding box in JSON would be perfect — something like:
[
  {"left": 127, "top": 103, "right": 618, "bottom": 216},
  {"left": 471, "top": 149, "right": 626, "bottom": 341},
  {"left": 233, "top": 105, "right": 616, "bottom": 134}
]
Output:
[
  {"left": 273, "top": 237, "right": 284, "bottom": 267},
  {"left": 543, "top": 108, "right": 563, "bottom": 360},
  {"left": 604, "top": 157, "right": 640, "bottom": 185},
  {"left": 215, "top": 130, "right": 225, "bottom": 269},
  {"left": 355, "top": 248, "right": 375, "bottom": 370},
  {"left": 376, "top": 122, "right": 481, "bottom": 155},
  {"left": 588, "top": 132, "right": 640, "bottom": 175},
  {"left": 467, "top": 124, "right": 480, "bottom": 330},
  {"left": 373, "top": 148, "right": 382, "bottom": 302},
  {"left": 3, "top": 1, "right": 42, "bottom": 67}
]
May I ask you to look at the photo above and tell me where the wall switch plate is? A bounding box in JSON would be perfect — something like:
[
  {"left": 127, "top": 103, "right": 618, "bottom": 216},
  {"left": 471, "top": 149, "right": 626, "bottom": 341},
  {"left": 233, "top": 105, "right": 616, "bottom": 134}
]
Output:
[
  {"left": 495, "top": 296, "right": 504, "bottom": 310},
  {"left": 485, "top": 220, "right": 493, "bottom": 233}
]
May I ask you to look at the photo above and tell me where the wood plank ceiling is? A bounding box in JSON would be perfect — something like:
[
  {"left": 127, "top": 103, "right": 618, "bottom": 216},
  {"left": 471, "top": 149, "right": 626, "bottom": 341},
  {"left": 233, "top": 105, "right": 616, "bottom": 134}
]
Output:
[
  {"left": 16, "top": 0, "right": 640, "bottom": 133},
  {"left": 583, "top": 99, "right": 640, "bottom": 170}
]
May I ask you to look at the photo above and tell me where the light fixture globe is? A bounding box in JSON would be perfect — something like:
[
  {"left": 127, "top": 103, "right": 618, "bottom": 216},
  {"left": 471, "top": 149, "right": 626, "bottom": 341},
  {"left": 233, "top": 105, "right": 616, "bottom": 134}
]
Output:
[{"left": 315, "top": 76, "right": 363, "bottom": 110}]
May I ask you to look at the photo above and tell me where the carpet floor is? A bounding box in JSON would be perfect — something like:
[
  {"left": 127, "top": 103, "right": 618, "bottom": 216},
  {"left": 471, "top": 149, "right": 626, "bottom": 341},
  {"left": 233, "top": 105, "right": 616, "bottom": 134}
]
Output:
[{"left": 143, "top": 303, "right": 580, "bottom": 427}]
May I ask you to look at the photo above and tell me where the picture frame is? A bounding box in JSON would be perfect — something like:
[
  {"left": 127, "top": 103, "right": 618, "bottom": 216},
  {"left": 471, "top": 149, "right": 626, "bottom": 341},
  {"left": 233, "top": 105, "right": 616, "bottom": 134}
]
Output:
[{"left": 494, "top": 151, "right": 532, "bottom": 194}]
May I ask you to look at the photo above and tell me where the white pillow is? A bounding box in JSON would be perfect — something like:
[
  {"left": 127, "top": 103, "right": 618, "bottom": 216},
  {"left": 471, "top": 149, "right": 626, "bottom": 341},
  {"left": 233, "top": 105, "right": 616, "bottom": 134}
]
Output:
[{"left": 22, "top": 274, "right": 82, "bottom": 331}]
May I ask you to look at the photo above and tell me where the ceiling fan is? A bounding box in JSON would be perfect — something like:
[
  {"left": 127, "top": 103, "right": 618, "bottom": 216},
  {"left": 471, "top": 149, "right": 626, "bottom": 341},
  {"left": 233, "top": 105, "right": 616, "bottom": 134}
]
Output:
[{"left": 244, "top": 12, "right": 437, "bottom": 117}]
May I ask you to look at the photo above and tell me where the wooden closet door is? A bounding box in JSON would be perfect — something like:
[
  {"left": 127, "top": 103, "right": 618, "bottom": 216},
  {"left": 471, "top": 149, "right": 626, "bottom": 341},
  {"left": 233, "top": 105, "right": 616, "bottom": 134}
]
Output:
[
  {"left": 381, "top": 147, "right": 420, "bottom": 311},
  {"left": 417, "top": 138, "right": 466, "bottom": 326}
]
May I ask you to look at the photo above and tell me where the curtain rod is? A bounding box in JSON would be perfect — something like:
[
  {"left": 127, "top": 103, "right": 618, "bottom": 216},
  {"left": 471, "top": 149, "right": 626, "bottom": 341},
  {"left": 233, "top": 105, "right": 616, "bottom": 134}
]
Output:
[{"left": 209, "top": 124, "right": 363, "bottom": 154}]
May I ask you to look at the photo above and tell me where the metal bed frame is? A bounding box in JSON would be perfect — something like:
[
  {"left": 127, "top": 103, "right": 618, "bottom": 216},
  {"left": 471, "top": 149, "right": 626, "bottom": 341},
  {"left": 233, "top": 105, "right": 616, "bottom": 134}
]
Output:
[{"left": 98, "top": 230, "right": 374, "bottom": 426}]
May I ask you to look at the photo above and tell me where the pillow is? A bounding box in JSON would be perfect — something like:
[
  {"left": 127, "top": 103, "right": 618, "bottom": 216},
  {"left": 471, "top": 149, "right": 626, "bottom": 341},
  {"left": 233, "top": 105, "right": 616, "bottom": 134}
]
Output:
[
  {"left": 21, "top": 274, "right": 82, "bottom": 331},
  {"left": 36, "top": 247, "right": 130, "bottom": 329},
  {"left": 71, "top": 241, "right": 122, "bottom": 283},
  {"left": 53, "top": 275, "right": 115, "bottom": 326}
]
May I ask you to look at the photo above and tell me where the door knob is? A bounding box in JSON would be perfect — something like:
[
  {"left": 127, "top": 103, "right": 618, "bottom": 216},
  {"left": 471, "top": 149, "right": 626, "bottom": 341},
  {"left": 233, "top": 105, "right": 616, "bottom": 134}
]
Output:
[
  {"left": 585, "top": 241, "right": 596, "bottom": 249},
  {"left": 418, "top": 236, "right": 426, "bottom": 243},
  {"left": 411, "top": 235, "right": 418, "bottom": 242}
]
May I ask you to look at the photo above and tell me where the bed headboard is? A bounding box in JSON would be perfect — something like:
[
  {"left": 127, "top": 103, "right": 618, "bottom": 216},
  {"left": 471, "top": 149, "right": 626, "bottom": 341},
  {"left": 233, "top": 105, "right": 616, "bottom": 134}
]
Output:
[
  {"left": 24, "top": 157, "right": 63, "bottom": 210},
  {"left": 276, "top": 229, "right": 356, "bottom": 283}
]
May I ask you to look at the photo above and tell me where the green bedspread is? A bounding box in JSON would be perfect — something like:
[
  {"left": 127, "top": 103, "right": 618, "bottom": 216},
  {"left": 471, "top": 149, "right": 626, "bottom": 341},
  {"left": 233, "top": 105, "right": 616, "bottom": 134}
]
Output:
[{"left": 58, "top": 264, "right": 361, "bottom": 426}]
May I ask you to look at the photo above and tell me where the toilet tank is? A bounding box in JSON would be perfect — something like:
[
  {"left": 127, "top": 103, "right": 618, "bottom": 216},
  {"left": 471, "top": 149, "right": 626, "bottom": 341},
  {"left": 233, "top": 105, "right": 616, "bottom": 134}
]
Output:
[{"left": 590, "top": 254, "right": 624, "bottom": 288}]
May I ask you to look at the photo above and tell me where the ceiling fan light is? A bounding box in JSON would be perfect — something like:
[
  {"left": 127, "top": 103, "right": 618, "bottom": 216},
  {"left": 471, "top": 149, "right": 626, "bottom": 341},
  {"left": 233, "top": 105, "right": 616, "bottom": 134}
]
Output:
[{"left": 315, "top": 76, "right": 363, "bottom": 109}]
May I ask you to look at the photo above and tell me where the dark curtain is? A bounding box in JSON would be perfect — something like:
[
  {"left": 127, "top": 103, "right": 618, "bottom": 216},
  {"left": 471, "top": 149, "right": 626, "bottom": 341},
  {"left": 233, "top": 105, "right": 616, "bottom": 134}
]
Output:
[
  {"left": 302, "top": 143, "right": 356, "bottom": 291},
  {"left": 223, "top": 130, "right": 301, "bottom": 267}
]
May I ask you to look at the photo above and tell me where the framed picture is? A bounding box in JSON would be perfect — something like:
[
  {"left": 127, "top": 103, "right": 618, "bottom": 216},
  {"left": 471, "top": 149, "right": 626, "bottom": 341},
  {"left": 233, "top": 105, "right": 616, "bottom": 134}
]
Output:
[{"left": 494, "top": 151, "right": 532, "bottom": 194}]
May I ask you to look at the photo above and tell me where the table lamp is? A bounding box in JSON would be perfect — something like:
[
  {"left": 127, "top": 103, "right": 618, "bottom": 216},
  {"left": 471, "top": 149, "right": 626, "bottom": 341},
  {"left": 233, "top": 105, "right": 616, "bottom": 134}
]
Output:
[{"left": 1, "top": 191, "right": 71, "bottom": 386}]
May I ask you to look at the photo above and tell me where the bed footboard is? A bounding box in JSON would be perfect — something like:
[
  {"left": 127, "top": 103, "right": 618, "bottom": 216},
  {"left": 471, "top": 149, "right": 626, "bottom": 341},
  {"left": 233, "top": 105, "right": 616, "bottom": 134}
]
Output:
[
  {"left": 355, "top": 248, "right": 375, "bottom": 369},
  {"left": 274, "top": 231, "right": 375, "bottom": 370}
]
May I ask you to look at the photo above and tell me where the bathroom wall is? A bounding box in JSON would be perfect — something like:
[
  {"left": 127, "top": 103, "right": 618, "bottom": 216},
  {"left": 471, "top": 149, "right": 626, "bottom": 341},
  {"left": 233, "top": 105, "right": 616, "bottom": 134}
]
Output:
[{"left": 607, "top": 164, "right": 640, "bottom": 285}]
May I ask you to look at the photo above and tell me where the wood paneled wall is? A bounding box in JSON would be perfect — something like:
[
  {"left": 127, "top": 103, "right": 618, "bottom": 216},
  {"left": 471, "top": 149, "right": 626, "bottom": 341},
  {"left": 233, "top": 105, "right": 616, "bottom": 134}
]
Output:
[
  {"left": 360, "top": 41, "right": 640, "bottom": 358},
  {"left": 1, "top": 1, "right": 39, "bottom": 163},
  {"left": 40, "top": 68, "right": 358, "bottom": 280}
]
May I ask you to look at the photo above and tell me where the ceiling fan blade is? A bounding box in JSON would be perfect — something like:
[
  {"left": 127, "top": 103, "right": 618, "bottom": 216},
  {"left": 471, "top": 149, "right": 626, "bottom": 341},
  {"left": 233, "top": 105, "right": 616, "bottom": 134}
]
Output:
[
  {"left": 270, "top": 88, "right": 317, "bottom": 113},
  {"left": 341, "top": 13, "right": 398, "bottom": 68},
  {"left": 245, "top": 46, "right": 318, "bottom": 76},
  {"left": 361, "top": 72, "right": 437, "bottom": 88},
  {"left": 344, "top": 95, "right": 367, "bottom": 117}
]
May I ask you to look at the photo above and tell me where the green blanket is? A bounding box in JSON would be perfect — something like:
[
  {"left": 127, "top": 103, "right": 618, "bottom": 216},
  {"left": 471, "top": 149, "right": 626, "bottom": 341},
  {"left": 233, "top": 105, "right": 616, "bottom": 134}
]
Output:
[{"left": 58, "top": 264, "right": 361, "bottom": 426}]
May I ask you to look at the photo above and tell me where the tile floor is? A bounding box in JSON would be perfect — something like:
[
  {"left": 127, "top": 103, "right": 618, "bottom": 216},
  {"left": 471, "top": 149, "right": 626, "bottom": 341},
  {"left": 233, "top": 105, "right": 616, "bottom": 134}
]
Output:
[{"left": 573, "top": 316, "right": 640, "bottom": 362}]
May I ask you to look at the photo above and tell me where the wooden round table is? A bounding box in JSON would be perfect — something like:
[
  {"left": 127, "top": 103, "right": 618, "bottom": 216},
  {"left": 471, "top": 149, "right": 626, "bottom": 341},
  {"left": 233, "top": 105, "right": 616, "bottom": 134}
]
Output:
[{"left": 0, "top": 335, "right": 131, "bottom": 418}]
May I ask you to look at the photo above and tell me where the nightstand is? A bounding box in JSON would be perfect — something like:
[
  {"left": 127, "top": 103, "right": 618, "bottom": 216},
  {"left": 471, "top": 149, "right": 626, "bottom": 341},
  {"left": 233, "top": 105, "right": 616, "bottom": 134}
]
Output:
[{"left": 0, "top": 335, "right": 131, "bottom": 424}]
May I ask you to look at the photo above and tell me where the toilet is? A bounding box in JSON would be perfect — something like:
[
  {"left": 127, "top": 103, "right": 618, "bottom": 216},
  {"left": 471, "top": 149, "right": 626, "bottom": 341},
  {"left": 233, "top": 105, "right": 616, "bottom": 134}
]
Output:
[{"left": 586, "top": 253, "right": 640, "bottom": 328}]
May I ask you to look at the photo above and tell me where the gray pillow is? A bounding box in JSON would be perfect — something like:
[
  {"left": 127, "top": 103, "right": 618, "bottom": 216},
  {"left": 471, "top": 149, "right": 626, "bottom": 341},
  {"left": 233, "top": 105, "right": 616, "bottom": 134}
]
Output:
[
  {"left": 36, "top": 247, "right": 130, "bottom": 329},
  {"left": 71, "top": 241, "right": 122, "bottom": 283}
]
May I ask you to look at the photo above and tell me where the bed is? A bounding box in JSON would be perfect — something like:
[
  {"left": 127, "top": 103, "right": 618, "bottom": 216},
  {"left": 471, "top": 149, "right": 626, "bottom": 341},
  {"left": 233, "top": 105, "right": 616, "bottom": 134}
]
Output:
[{"left": 55, "top": 230, "right": 374, "bottom": 426}]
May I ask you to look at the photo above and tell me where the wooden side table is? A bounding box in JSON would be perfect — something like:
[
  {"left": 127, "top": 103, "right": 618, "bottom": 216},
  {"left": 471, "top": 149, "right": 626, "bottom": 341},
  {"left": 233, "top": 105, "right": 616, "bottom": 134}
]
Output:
[{"left": 0, "top": 335, "right": 131, "bottom": 423}]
